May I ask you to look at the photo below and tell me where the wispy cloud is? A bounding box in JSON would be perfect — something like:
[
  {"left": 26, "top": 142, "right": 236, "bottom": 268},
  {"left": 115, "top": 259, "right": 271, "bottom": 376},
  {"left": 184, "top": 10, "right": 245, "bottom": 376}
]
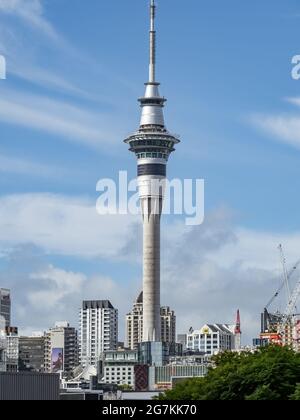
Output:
[
  {"left": 9, "top": 62, "right": 108, "bottom": 102},
  {"left": 286, "top": 96, "right": 300, "bottom": 107},
  {"left": 253, "top": 113, "right": 300, "bottom": 150},
  {"left": 0, "top": 1, "right": 107, "bottom": 102},
  {"left": 0, "top": 0, "right": 59, "bottom": 41},
  {"left": 0, "top": 88, "right": 121, "bottom": 149},
  {"left": 252, "top": 98, "right": 300, "bottom": 150}
]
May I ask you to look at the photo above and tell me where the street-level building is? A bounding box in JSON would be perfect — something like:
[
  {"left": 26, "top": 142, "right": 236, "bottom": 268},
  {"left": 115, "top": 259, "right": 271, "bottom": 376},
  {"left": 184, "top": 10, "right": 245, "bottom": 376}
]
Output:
[{"left": 102, "top": 349, "right": 138, "bottom": 388}]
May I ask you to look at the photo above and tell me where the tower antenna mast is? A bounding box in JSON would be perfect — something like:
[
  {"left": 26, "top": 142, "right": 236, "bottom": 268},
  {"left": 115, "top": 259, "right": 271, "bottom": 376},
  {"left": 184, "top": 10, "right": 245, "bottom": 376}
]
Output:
[{"left": 149, "top": 0, "right": 156, "bottom": 83}]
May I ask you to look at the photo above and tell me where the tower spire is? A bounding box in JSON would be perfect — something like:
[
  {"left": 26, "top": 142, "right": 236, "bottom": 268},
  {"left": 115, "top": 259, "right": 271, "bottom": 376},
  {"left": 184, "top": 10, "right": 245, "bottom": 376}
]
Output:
[{"left": 149, "top": 0, "right": 156, "bottom": 83}]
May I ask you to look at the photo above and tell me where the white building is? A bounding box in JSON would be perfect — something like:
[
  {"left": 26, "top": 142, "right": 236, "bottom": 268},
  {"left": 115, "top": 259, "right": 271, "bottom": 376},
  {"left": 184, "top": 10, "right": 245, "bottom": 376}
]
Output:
[
  {"left": 125, "top": 292, "right": 176, "bottom": 350},
  {"left": 187, "top": 324, "right": 234, "bottom": 355},
  {"left": 44, "top": 322, "right": 78, "bottom": 375},
  {"left": 102, "top": 349, "right": 138, "bottom": 388},
  {"left": 79, "top": 300, "right": 118, "bottom": 367}
]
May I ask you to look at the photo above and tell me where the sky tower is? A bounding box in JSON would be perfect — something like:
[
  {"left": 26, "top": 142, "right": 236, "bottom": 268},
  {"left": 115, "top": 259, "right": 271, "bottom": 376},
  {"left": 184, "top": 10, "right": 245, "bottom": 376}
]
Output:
[{"left": 124, "top": 0, "right": 180, "bottom": 342}]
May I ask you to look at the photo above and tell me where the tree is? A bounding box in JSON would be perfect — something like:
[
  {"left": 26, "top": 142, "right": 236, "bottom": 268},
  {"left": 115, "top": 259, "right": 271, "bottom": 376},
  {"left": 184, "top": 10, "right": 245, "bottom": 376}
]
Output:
[
  {"left": 290, "top": 384, "right": 300, "bottom": 400},
  {"left": 157, "top": 346, "right": 300, "bottom": 400}
]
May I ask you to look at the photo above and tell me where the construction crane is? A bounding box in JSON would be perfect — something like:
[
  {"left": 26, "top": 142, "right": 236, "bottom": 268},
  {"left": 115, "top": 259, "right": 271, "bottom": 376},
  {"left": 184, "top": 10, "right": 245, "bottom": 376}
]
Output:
[
  {"left": 278, "top": 244, "right": 291, "bottom": 302},
  {"left": 277, "top": 277, "right": 300, "bottom": 342},
  {"left": 265, "top": 257, "right": 300, "bottom": 310},
  {"left": 262, "top": 246, "right": 300, "bottom": 333}
]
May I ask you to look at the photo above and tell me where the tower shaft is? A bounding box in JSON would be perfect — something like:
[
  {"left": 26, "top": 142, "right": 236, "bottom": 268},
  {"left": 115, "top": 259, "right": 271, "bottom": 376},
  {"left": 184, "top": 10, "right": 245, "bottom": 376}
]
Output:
[{"left": 141, "top": 197, "right": 162, "bottom": 341}]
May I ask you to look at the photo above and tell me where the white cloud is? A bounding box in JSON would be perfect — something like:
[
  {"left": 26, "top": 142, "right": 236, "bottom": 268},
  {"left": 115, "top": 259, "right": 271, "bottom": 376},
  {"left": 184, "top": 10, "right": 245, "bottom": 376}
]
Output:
[
  {"left": 0, "top": 193, "right": 137, "bottom": 258},
  {"left": 254, "top": 114, "right": 300, "bottom": 150},
  {"left": 0, "top": 0, "right": 59, "bottom": 41},
  {"left": 252, "top": 98, "right": 300, "bottom": 151},
  {"left": 0, "top": 89, "right": 121, "bottom": 149},
  {"left": 1, "top": 200, "right": 300, "bottom": 343},
  {"left": 28, "top": 265, "right": 86, "bottom": 309},
  {"left": 286, "top": 97, "right": 300, "bottom": 107}
]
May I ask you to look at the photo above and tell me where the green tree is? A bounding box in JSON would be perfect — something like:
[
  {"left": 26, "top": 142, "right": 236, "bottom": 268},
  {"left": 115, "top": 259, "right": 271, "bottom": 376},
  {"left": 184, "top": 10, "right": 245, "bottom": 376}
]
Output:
[
  {"left": 290, "top": 384, "right": 300, "bottom": 400},
  {"left": 157, "top": 346, "right": 300, "bottom": 400}
]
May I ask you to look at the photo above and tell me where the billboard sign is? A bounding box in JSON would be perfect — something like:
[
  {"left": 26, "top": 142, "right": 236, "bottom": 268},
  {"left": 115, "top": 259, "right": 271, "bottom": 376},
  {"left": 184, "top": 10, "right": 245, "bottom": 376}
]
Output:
[{"left": 51, "top": 348, "right": 64, "bottom": 373}]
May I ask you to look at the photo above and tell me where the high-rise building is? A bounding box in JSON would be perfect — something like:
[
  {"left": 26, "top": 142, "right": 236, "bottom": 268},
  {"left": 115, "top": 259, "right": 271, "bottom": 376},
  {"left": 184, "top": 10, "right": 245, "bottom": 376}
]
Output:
[
  {"left": 0, "top": 316, "right": 6, "bottom": 372},
  {"left": 0, "top": 288, "right": 11, "bottom": 328},
  {"left": 125, "top": 292, "right": 176, "bottom": 350},
  {"left": 44, "top": 322, "right": 78, "bottom": 375},
  {"left": 18, "top": 335, "right": 45, "bottom": 372},
  {"left": 79, "top": 300, "right": 118, "bottom": 368},
  {"left": 124, "top": 0, "right": 180, "bottom": 343},
  {"left": 187, "top": 325, "right": 234, "bottom": 355},
  {"left": 5, "top": 327, "right": 19, "bottom": 372},
  {"left": 161, "top": 307, "right": 176, "bottom": 344},
  {"left": 125, "top": 292, "right": 143, "bottom": 350}
]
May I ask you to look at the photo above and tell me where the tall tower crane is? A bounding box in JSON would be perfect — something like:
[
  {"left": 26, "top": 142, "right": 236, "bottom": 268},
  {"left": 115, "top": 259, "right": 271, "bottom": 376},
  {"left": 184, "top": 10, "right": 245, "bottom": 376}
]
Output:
[
  {"left": 278, "top": 244, "right": 291, "bottom": 302},
  {"left": 277, "top": 277, "right": 300, "bottom": 345},
  {"left": 262, "top": 252, "right": 300, "bottom": 333}
]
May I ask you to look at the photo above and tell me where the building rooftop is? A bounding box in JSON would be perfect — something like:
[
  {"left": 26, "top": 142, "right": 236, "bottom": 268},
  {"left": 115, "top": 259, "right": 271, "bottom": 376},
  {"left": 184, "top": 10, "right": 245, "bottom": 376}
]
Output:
[{"left": 82, "top": 300, "right": 114, "bottom": 310}]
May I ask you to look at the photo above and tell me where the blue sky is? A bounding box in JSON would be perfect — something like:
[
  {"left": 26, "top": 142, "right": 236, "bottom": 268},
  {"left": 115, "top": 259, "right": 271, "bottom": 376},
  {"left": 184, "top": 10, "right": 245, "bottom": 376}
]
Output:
[{"left": 1, "top": 0, "right": 300, "bottom": 344}]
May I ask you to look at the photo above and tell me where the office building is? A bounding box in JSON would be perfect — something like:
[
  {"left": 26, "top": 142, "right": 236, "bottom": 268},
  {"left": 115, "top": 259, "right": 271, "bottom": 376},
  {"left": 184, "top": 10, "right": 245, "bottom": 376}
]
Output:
[{"left": 18, "top": 335, "right": 45, "bottom": 372}]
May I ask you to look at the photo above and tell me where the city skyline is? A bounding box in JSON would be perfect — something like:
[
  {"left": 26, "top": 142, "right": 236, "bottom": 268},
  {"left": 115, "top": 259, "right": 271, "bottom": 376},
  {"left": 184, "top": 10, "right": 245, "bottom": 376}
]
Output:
[{"left": 1, "top": 0, "right": 300, "bottom": 344}]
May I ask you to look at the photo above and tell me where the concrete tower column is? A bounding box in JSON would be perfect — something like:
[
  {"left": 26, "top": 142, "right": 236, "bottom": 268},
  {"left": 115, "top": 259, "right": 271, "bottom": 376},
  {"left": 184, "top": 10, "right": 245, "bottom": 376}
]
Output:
[{"left": 141, "top": 195, "right": 162, "bottom": 342}]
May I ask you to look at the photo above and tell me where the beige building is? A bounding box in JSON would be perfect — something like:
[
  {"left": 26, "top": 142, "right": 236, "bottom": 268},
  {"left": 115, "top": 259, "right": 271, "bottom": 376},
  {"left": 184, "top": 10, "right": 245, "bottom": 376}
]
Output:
[
  {"left": 125, "top": 292, "right": 176, "bottom": 349},
  {"left": 44, "top": 322, "right": 78, "bottom": 375}
]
